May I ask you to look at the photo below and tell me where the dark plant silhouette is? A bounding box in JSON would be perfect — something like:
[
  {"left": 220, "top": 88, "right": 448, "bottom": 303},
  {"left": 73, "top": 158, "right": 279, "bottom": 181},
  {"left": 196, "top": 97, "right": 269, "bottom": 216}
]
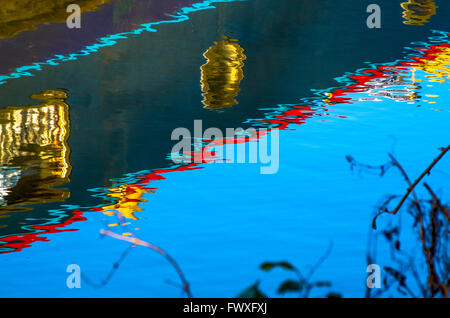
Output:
[
  {"left": 81, "top": 145, "right": 449, "bottom": 298},
  {"left": 347, "top": 145, "right": 449, "bottom": 298},
  {"left": 238, "top": 243, "right": 342, "bottom": 298}
]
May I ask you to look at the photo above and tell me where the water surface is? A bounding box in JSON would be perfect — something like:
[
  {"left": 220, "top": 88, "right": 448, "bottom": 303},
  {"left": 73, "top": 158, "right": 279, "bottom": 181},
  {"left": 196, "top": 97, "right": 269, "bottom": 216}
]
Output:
[{"left": 0, "top": 0, "right": 449, "bottom": 298}]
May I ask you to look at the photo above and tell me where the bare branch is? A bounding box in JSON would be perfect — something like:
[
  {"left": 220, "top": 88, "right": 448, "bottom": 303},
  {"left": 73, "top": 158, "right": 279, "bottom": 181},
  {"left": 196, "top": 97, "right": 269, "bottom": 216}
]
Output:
[{"left": 372, "top": 145, "right": 450, "bottom": 229}]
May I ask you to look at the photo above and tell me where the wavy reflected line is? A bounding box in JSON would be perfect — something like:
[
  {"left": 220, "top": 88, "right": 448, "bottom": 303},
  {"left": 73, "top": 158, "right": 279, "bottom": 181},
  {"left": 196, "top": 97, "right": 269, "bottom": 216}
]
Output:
[
  {"left": 2, "top": 32, "right": 450, "bottom": 253},
  {"left": 0, "top": 0, "right": 246, "bottom": 86},
  {"left": 0, "top": 0, "right": 115, "bottom": 40},
  {"left": 93, "top": 31, "right": 450, "bottom": 237},
  {"left": 324, "top": 31, "right": 450, "bottom": 104},
  {"left": 0, "top": 90, "right": 73, "bottom": 253}
]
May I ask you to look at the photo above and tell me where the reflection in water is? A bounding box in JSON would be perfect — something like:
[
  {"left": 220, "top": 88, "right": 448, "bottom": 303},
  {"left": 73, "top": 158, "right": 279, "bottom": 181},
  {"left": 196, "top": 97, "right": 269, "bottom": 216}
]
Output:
[
  {"left": 410, "top": 45, "right": 450, "bottom": 83},
  {"left": 364, "top": 71, "right": 419, "bottom": 102},
  {"left": 0, "top": 90, "right": 71, "bottom": 212},
  {"left": 2, "top": 34, "right": 450, "bottom": 255},
  {"left": 343, "top": 39, "right": 450, "bottom": 104},
  {"left": 101, "top": 184, "right": 152, "bottom": 224},
  {"left": 324, "top": 31, "right": 450, "bottom": 107},
  {"left": 0, "top": 0, "right": 113, "bottom": 39},
  {"left": 200, "top": 35, "right": 246, "bottom": 110},
  {"left": 322, "top": 66, "right": 420, "bottom": 106},
  {"left": 401, "top": 0, "right": 437, "bottom": 26}
]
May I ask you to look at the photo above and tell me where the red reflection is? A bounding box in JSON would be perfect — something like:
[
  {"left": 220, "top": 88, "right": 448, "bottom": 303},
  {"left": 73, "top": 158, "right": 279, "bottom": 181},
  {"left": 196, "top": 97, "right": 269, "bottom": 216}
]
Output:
[{"left": 2, "top": 37, "right": 449, "bottom": 254}]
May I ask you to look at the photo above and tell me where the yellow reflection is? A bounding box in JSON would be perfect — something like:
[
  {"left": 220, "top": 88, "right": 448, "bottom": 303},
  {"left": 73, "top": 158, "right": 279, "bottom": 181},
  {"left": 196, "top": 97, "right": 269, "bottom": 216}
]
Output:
[
  {"left": 200, "top": 35, "right": 246, "bottom": 110},
  {"left": 413, "top": 46, "right": 450, "bottom": 83},
  {"left": 0, "top": 0, "right": 113, "bottom": 39},
  {"left": 0, "top": 90, "right": 71, "bottom": 210},
  {"left": 401, "top": 0, "right": 437, "bottom": 26},
  {"left": 102, "top": 185, "right": 153, "bottom": 221}
]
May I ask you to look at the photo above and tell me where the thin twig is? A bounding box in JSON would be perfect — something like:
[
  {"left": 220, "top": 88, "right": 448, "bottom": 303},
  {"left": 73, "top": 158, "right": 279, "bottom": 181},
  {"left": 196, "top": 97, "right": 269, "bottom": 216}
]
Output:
[
  {"left": 101, "top": 229, "right": 193, "bottom": 298},
  {"left": 82, "top": 245, "right": 134, "bottom": 288},
  {"left": 306, "top": 241, "right": 333, "bottom": 281},
  {"left": 388, "top": 153, "right": 422, "bottom": 213},
  {"left": 424, "top": 183, "right": 450, "bottom": 222},
  {"left": 372, "top": 145, "right": 450, "bottom": 229},
  {"left": 302, "top": 242, "right": 333, "bottom": 298},
  {"left": 423, "top": 183, "right": 449, "bottom": 298}
]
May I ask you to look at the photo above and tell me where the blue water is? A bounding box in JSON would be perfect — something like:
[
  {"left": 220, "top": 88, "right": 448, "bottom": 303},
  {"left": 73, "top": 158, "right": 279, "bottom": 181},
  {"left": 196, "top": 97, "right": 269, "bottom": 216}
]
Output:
[{"left": 0, "top": 0, "right": 449, "bottom": 298}]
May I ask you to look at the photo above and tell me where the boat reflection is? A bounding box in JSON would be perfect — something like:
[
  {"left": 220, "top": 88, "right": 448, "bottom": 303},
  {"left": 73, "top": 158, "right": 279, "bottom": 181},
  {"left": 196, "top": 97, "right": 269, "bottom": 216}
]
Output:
[
  {"left": 401, "top": 0, "right": 437, "bottom": 26},
  {"left": 0, "top": 90, "right": 71, "bottom": 213},
  {"left": 201, "top": 35, "right": 246, "bottom": 110}
]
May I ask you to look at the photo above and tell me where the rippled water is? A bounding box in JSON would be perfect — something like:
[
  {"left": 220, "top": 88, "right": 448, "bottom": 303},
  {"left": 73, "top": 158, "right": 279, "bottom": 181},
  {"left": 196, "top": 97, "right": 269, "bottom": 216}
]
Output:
[{"left": 0, "top": 0, "right": 449, "bottom": 298}]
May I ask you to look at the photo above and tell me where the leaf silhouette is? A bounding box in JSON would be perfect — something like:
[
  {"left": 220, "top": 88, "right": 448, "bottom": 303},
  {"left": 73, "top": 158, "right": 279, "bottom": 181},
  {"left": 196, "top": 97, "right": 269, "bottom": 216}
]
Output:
[
  {"left": 260, "top": 261, "right": 295, "bottom": 271},
  {"left": 312, "top": 281, "right": 332, "bottom": 288},
  {"left": 237, "top": 281, "right": 268, "bottom": 298},
  {"left": 277, "top": 280, "right": 305, "bottom": 294}
]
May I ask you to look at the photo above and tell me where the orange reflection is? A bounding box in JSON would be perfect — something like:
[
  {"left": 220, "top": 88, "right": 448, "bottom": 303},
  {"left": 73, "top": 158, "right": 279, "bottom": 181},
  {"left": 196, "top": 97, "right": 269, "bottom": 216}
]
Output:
[{"left": 101, "top": 184, "right": 153, "bottom": 223}]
